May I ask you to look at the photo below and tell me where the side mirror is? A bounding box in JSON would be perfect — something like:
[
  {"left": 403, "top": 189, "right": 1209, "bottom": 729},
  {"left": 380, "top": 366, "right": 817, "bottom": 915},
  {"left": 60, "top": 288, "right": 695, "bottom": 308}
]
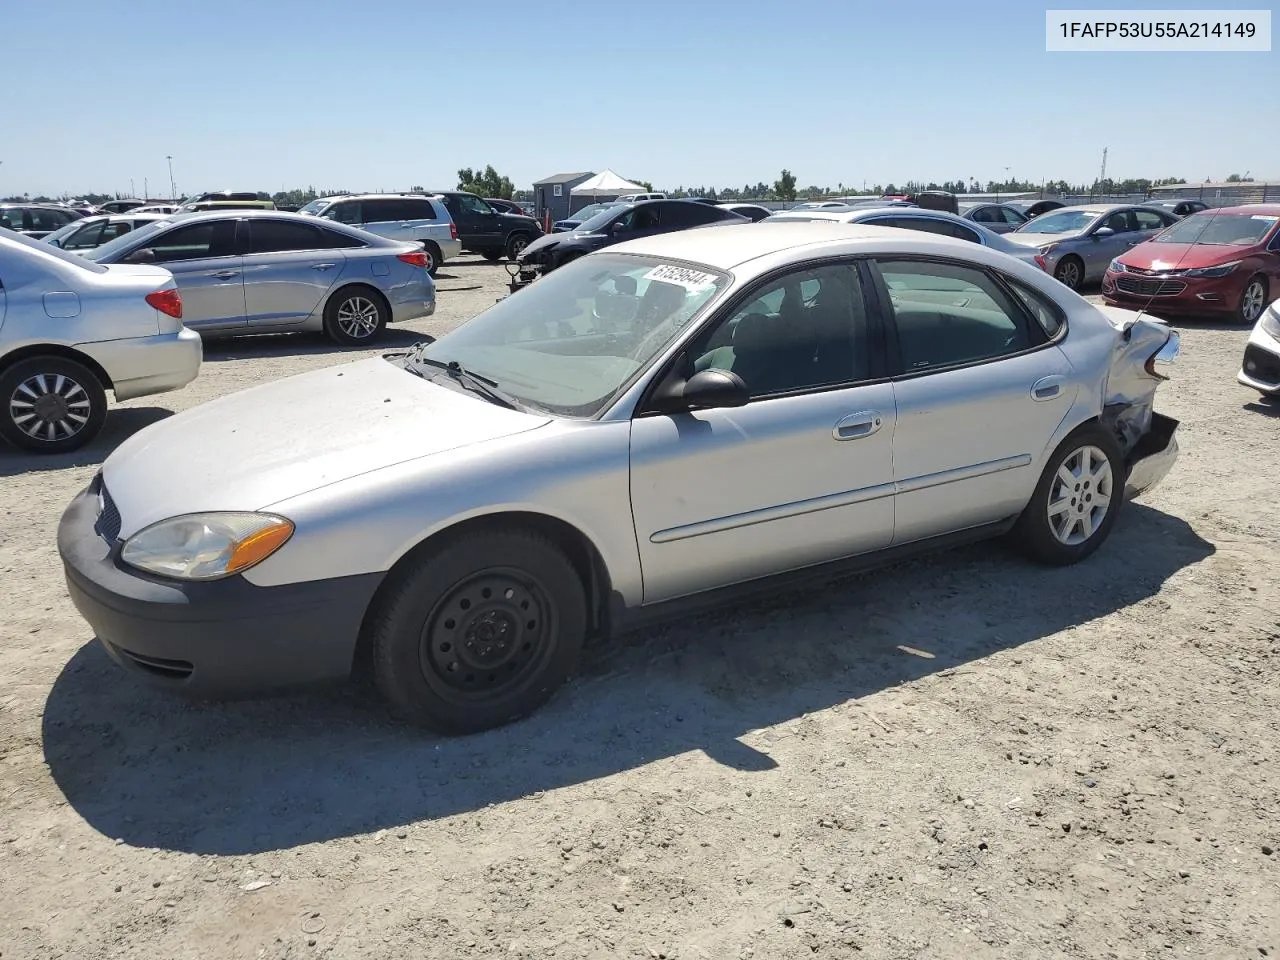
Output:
[
  {"left": 47, "top": 238, "right": 62, "bottom": 248},
  {"left": 123, "top": 247, "right": 157, "bottom": 264},
  {"left": 611, "top": 221, "right": 628, "bottom": 235},
  {"left": 1092, "top": 226, "right": 1115, "bottom": 239},
  {"left": 652, "top": 368, "right": 749, "bottom": 413}
]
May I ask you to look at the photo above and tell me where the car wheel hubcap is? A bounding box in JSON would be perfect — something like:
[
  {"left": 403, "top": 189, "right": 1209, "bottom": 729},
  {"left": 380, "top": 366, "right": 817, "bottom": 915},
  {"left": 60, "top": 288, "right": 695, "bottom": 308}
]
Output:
[
  {"left": 421, "top": 570, "right": 553, "bottom": 699},
  {"left": 510, "top": 237, "right": 528, "bottom": 256},
  {"left": 1242, "top": 282, "right": 1265, "bottom": 322},
  {"left": 1047, "top": 444, "right": 1113, "bottom": 546},
  {"left": 1059, "top": 261, "right": 1080, "bottom": 288},
  {"left": 8, "top": 373, "right": 91, "bottom": 442},
  {"left": 336, "top": 297, "right": 380, "bottom": 338}
]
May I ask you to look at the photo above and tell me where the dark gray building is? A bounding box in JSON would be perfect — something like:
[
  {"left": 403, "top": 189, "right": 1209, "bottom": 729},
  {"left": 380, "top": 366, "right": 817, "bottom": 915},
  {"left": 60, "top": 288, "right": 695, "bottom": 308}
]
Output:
[{"left": 533, "top": 172, "right": 594, "bottom": 223}]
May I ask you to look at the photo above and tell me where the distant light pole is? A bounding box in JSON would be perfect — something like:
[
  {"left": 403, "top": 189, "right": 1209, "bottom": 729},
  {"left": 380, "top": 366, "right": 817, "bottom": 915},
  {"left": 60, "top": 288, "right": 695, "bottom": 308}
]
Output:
[{"left": 166, "top": 155, "right": 177, "bottom": 201}]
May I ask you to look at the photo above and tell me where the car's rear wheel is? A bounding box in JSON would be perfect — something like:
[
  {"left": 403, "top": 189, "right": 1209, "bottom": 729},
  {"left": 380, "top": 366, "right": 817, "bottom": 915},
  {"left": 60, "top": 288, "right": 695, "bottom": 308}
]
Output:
[
  {"left": 422, "top": 242, "right": 442, "bottom": 277},
  {"left": 0, "top": 356, "right": 107, "bottom": 453},
  {"left": 1054, "top": 255, "right": 1084, "bottom": 290},
  {"left": 323, "top": 286, "right": 388, "bottom": 346},
  {"left": 506, "top": 233, "right": 532, "bottom": 261},
  {"left": 1239, "top": 275, "right": 1268, "bottom": 325},
  {"left": 1011, "top": 424, "right": 1125, "bottom": 566},
  {"left": 369, "top": 529, "right": 587, "bottom": 734}
]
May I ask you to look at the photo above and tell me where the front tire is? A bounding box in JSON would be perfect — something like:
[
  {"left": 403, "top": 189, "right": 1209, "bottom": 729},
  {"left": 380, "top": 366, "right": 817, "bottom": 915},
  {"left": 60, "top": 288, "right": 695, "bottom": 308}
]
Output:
[
  {"left": 0, "top": 356, "right": 107, "bottom": 453},
  {"left": 505, "top": 233, "right": 532, "bottom": 261},
  {"left": 323, "top": 286, "right": 388, "bottom": 346},
  {"left": 1239, "top": 275, "right": 1268, "bottom": 325},
  {"left": 369, "top": 529, "right": 587, "bottom": 734},
  {"left": 1011, "top": 425, "right": 1124, "bottom": 566},
  {"left": 1054, "top": 255, "right": 1084, "bottom": 291}
]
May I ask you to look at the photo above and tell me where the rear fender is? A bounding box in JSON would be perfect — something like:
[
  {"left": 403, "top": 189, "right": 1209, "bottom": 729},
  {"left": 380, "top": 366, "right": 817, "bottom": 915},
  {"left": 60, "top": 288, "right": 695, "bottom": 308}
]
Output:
[{"left": 1099, "top": 315, "right": 1178, "bottom": 454}]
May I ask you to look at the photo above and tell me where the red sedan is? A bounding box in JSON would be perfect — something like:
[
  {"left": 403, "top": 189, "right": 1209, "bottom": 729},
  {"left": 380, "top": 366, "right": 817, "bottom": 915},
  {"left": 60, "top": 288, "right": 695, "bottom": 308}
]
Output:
[{"left": 1102, "top": 204, "right": 1280, "bottom": 324}]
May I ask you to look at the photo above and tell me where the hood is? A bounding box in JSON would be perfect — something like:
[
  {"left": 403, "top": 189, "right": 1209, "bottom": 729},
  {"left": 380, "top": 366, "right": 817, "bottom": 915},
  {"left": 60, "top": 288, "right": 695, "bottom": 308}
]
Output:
[
  {"left": 1119, "top": 241, "right": 1255, "bottom": 271},
  {"left": 103, "top": 356, "right": 551, "bottom": 537},
  {"left": 1004, "top": 230, "right": 1085, "bottom": 248},
  {"left": 519, "top": 233, "right": 562, "bottom": 260}
]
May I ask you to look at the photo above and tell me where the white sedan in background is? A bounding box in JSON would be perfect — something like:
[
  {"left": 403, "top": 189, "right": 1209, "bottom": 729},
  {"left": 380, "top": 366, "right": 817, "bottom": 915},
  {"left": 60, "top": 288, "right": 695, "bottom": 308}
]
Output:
[{"left": 0, "top": 228, "right": 201, "bottom": 453}]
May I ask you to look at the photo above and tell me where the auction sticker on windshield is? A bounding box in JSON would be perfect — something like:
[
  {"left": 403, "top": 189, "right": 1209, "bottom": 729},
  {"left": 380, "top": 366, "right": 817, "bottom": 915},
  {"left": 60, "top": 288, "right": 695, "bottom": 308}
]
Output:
[{"left": 643, "top": 264, "right": 719, "bottom": 291}]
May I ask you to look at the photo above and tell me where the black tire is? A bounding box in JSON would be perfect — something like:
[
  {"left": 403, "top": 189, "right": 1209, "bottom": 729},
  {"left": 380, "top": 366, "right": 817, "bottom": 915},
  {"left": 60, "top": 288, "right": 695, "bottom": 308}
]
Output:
[
  {"left": 323, "top": 285, "right": 388, "bottom": 346},
  {"left": 1054, "top": 255, "right": 1085, "bottom": 291},
  {"left": 422, "top": 242, "right": 443, "bottom": 277},
  {"left": 480, "top": 250, "right": 503, "bottom": 263},
  {"left": 505, "top": 232, "right": 532, "bottom": 261},
  {"left": 1239, "top": 275, "right": 1268, "bottom": 325},
  {"left": 0, "top": 356, "right": 107, "bottom": 453},
  {"left": 1010, "top": 424, "right": 1125, "bottom": 566},
  {"left": 369, "top": 529, "right": 587, "bottom": 734}
]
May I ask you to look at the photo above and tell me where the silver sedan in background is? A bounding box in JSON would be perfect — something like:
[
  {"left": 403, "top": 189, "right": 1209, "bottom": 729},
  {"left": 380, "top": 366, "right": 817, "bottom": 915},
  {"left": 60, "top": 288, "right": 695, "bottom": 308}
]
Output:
[
  {"left": 43, "top": 212, "right": 171, "bottom": 252},
  {"left": 764, "top": 205, "right": 1047, "bottom": 269},
  {"left": 1006, "top": 204, "right": 1179, "bottom": 290},
  {"left": 85, "top": 211, "right": 436, "bottom": 345},
  {"left": 958, "top": 201, "right": 1030, "bottom": 234}
]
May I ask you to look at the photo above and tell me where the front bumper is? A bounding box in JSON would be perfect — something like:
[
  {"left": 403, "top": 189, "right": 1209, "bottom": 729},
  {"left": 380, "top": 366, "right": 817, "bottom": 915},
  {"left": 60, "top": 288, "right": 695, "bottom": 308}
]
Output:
[
  {"left": 1102, "top": 271, "right": 1243, "bottom": 316},
  {"left": 78, "top": 328, "right": 203, "bottom": 403},
  {"left": 1124, "top": 412, "right": 1180, "bottom": 500},
  {"left": 57, "top": 482, "right": 382, "bottom": 697},
  {"left": 1236, "top": 322, "right": 1280, "bottom": 395}
]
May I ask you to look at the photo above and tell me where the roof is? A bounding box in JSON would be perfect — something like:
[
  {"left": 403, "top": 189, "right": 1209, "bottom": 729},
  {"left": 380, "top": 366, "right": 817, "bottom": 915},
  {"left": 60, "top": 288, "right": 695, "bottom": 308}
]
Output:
[
  {"left": 533, "top": 171, "right": 595, "bottom": 185},
  {"left": 1188, "top": 203, "right": 1280, "bottom": 216},
  {"left": 1149, "top": 180, "right": 1280, "bottom": 192},
  {"left": 608, "top": 221, "right": 984, "bottom": 271}
]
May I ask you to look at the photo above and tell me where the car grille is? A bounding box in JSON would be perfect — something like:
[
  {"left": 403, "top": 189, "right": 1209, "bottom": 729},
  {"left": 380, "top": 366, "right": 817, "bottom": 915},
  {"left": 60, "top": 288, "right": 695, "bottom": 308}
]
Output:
[
  {"left": 1115, "top": 276, "right": 1187, "bottom": 297},
  {"left": 95, "top": 484, "right": 122, "bottom": 543},
  {"left": 1243, "top": 344, "right": 1280, "bottom": 386}
]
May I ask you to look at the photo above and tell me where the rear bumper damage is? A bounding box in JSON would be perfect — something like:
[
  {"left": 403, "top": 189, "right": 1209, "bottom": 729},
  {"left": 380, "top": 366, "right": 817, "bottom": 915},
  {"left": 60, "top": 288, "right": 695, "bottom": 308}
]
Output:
[{"left": 1123, "top": 412, "right": 1179, "bottom": 500}]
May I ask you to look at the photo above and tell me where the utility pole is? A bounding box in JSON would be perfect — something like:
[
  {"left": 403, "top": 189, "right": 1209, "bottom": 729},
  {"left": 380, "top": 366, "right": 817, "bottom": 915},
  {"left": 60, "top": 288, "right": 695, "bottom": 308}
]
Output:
[
  {"left": 144, "top": 177, "right": 148, "bottom": 200},
  {"left": 1099, "top": 147, "right": 1108, "bottom": 185},
  {"left": 166, "top": 155, "right": 176, "bottom": 202},
  {"left": 131, "top": 178, "right": 136, "bottom": 197}
]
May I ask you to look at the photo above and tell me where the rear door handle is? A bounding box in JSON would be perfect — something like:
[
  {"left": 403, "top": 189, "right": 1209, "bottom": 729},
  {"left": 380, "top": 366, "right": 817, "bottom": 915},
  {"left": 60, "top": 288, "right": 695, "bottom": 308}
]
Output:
[
  {"left": 833, "top": 410, "right": 884, "bottom": 441},
  {"left": 1031, "top": 375, "right": 1065, "bottom": 401},
  {"left": 311, "top": 263, "right": 337, "bottom": 271},
  {"left": 210, "top": 270, "right": 239, "bottom": 280}
]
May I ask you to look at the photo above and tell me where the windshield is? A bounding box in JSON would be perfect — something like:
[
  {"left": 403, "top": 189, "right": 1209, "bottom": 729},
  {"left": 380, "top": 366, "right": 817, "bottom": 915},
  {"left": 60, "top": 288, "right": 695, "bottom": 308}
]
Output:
[
  {"left": 1016, "top": 209, "right": 1100, "bottom": 234},
  {"left": 411, "top": 253, "right": 727, "bottom": 417},
  {"left": 42, "top": 217, "right": 98, "bottom": 245},
  {"left": 1152, "top": 211, "right": 1278, "bottom": 246},
  {"left": 575, "top": 205, "right": 632, "bottom": 233},
  {"left": 562, "top": 203, "right": 614, "bottom": 222},
  {"left": 85, "top": 218, "right": 174, "bottom": 262},
  {"left": 298, "top": 199, "right": 328, "bottom": 216},
  {"left": 1, "top": 227, "right": 108, "bottom": 273}
]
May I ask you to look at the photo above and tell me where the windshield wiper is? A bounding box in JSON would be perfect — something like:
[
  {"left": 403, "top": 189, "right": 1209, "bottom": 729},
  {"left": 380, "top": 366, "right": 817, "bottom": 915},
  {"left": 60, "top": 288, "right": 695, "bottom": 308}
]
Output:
[{"left": 415, "top": 356, "right": 523, "bottom": 410}]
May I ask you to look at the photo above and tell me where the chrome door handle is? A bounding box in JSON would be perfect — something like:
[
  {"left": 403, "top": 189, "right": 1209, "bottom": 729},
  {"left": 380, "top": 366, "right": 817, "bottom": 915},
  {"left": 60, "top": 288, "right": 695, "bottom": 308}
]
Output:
[
  {"left": 311, "top": 263, "right": 337, "bottom": 271},
  {"left": 833, "top": 410, "right": 883, "bottom": 441},
  {"left": 210, "top": 270, "right": 239, "bottom": 280},
  {"left": 1031, "top": 375, "right": 1065, "bottom": 401}
]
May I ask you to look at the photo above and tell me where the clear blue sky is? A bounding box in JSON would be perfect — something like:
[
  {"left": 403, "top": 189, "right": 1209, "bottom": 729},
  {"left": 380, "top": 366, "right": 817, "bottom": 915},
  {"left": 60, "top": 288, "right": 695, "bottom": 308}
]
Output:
[{"left": 3, "top": 0, "right": 1274, "bottom": 197}]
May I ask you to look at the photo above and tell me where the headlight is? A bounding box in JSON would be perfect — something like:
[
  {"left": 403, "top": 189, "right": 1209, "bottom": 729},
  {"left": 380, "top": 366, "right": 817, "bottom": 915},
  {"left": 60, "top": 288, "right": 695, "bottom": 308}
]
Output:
[
  {"left": 1108, "top": 258, "right": 1126, "bottom": 273},
  {"left": 1261, "top": 306, "right": 1280, "bottom": 340},
  {"left": 121, "top": 512, "right": 294, "bottom": 581},
  {"left": 1178, "top": 260, "right": 1240, "bottom": 278},
  {"left": 1039, "top": 243, "right": 1059, "bottom": 257}
]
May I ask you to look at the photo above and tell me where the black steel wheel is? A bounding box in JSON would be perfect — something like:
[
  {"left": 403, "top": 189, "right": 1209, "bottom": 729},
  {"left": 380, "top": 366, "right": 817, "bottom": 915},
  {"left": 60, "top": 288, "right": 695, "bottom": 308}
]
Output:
[{"left": 370, "top": 529, "right": 586, "bottom": 734}]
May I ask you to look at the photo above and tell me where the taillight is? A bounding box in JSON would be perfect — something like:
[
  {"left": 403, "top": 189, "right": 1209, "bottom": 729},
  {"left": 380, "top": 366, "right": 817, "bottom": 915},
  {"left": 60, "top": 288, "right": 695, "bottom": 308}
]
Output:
[
  {"left": 398, "top": 251, "right": 429, "bottom": 269},
  {"left": 145, "top": 288, "right": 182, "bottom": 319},
  {"left": 1034, "top": 254, "right": 1048, "bottom": 272},
  {"left": 449, "top": 222, "right": 458, "bottom": 241}
]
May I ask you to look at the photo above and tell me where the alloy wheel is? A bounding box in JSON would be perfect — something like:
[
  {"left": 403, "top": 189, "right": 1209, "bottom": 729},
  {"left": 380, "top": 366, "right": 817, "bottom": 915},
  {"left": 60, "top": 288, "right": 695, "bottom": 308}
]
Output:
[
  {"left": 1056, "top": 259, "right": 1082, "bottom": 289},
  {"left": 8, "top": 373, "right": 92, "bottom": 442},
  {"left": 1047, "top": 444, "right": 1113, "bottom": 545},
  {"left": 336, "top": 296, "right": 380, "bottom": 339},
  {"left": 1241, "top": 280, "right": 1266, "bottom": 323}
]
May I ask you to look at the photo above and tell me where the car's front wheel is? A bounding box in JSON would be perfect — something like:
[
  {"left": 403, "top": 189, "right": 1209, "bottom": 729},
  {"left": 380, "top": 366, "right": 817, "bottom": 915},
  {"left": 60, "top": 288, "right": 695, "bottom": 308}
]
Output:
[
  {"left": 1239, "top": 275, "right": 1268, "bottom": 325},
  {"left": 323, "top": 286, "right": 388, "bottom": 346},
  {"left": 1011, "top": 424, "right": 1125, "bottom": 566},
  {"left": 1054, "top": 255, "right": 1084, "bottom": 290},
  {"left": 506, "top": 233, "right": 532, "bottom": 261},
  {"left": 0, "top": 356, "right": 107, "bottom": 453},
  {"left": 369, "top": 529, "right": 587, "bottom": 734}
]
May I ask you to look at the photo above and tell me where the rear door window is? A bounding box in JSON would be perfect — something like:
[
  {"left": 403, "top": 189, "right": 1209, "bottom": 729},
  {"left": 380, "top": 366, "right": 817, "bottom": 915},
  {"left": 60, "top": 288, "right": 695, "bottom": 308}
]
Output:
[
  {"left": 248, "top": 219, "right": 331, "bottom": 254},
  {"left": 402, "top": 197, "right": 439, "bottom": 221},
  {"left": 969, "top": 206, "right": 998, "bottom": 223}
]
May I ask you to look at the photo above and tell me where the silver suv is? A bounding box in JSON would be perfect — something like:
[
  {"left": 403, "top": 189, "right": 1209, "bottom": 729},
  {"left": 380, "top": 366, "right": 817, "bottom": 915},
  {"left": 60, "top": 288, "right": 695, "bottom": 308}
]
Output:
[{"left": 299, "top": 194, "right": 459, "bottom": 275}]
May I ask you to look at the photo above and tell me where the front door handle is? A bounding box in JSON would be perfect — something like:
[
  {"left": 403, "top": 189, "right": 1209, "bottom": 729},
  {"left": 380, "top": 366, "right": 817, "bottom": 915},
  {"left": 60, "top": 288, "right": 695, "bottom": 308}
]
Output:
[
  {"left": 833, "top": 410, "right": 884, "bottom": 441},
  {"left": 1031, "top": 375, "right": 1065, "bottom": 401},
  {"left": 311, "top": 263, "right": 337, "bottom": 271},
  {"left": 210, "top": 270, "right": 239, "bottom": 280}
]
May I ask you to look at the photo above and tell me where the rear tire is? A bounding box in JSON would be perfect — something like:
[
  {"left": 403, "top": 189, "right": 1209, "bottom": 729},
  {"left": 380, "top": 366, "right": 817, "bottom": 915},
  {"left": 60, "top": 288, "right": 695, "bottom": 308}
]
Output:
[
  {"left": 0, "top": 356, "right": 107, "bottom": 453},
  {"left": 323, "top": 286, "right": 388, "bottom": 346},
  {"left": 369, "top": 529, "right": 587, "bottom": 735},
  {"left": 1239, "top": 275, "right": 1268, "bottom": 325},
  {"left": 1011, "top": 424, "right": 1125, "bottom": 566},
  {"left": 1054, "top": 255, "right": 1084, "bottom": 290},
  {"left": 422, "top": 242, "right": 443, "bottom": 277}
]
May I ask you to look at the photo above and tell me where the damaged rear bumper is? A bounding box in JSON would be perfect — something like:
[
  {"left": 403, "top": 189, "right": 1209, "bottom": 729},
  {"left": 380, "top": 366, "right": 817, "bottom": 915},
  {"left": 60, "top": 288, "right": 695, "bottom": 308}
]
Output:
[{"left": 1124, "top": 412, "right": 1179, "bottom": 500}]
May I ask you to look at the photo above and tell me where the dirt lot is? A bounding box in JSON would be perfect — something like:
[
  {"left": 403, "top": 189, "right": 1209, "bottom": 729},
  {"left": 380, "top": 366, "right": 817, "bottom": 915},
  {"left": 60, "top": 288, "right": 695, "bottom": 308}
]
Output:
[{"left": 1, "top": 257, "right": 1277, "bottom": 960}]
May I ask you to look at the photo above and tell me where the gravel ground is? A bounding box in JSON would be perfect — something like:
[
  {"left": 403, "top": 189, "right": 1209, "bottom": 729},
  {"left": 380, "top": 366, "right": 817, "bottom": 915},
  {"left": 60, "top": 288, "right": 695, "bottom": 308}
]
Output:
[{"left": 1, "top": 257, "right": 1277, "bottom": 960}]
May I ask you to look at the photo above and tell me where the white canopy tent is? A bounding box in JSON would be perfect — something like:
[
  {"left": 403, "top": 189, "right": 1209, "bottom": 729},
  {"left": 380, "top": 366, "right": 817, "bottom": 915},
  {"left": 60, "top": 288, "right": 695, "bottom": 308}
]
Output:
[{"left": 569, "top": 169, "right": 646, "bottom": 198}]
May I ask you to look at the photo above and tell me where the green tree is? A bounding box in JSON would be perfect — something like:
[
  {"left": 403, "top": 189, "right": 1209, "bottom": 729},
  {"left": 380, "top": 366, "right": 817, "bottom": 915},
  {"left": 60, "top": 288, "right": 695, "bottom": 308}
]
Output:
[
  {"left": 456, "top": 165, "right": 516, "bottom": 199},
  {"left": 773, "top": 169, "right": 797, "bottom": 201}
]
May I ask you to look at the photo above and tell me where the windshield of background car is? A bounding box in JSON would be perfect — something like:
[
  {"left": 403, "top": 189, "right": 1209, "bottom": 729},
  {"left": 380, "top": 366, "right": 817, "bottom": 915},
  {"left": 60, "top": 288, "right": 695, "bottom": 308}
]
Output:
[
  {"left": 411, "top": 253, "right": 728, "bottom": 417},
  {"left": 84, "top": 218, "right": 175, "bottom": 261},
  {"left": 1152, "top": 211, "right": 1278, "bottom": 246},
  {"left": 298, "top": 199, "right": 328, "bottom": 215},
  {"left": 1, "top": 228, "right": 109, "bottom": 273},
  {"left": 575, "top": 205, "right": 633, "bottom": 233},
  {"left": 1017, "top": 209, "right": 1100, "bottom": 234}
]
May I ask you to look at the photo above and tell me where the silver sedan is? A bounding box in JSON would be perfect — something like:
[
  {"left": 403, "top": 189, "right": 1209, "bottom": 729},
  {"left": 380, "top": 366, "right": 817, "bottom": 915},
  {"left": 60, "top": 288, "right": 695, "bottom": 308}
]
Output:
[
  {"left": 1006, "top": 204, "right": 1179, "bottom": 290},
  {"left": 764, "top": 205, "right": 1046, "bottom": 269},
  {"left": 59, "top": 223, "right": 1180, "bottom": 734},
  {"left": 85, "top": 211, "right": 436, "bottom": 345}
]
